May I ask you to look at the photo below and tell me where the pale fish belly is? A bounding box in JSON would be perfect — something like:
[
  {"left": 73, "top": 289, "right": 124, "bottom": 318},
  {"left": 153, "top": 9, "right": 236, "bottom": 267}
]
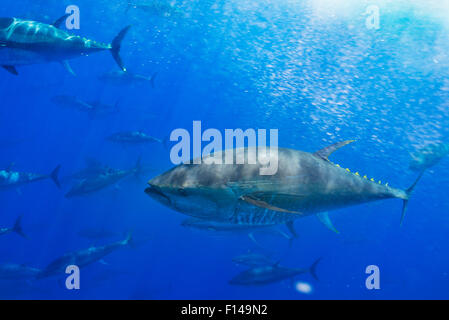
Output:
[{"left": 0, "top": 47, "right": 48, "bottom": 66}]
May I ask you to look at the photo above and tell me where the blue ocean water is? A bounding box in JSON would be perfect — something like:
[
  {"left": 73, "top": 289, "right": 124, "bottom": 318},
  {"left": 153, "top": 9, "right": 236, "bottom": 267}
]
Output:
[{"left": 0, "top": 0, "right": 449, "bottom": 299}]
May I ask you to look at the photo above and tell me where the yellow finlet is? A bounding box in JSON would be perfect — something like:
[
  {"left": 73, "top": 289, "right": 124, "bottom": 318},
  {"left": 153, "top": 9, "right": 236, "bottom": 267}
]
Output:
[
  {"left": 355, "top": 172, "right": 360, "bottom": 176},
  {"left": 346, "top": 168, "right": 350, "bottom": 172},
  {"left": 370, "top": 178, "right": 375, "bottom": 182}
]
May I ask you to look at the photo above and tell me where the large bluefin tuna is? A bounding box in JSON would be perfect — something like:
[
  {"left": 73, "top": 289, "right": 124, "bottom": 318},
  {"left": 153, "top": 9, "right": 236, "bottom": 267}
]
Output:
[
  {"left": 145, "top": 141, "right": 424, "bottom": 232},
  {"left": 0, "top": 16, "right": 130, "bottom": 75}
]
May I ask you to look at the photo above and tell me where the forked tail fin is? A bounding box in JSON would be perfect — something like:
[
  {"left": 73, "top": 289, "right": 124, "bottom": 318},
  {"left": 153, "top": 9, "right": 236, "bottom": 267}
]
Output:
[
  {"left": 50, "top": 165, "right": 61, "bottom": 189},
  {"left": 122, "top": 232, "right": 134, "bottom": 247},
  {"left": 111, "top": 26, "right": 131, "bottom": 71},
  {"left": 309, "top": 257, "right": 322, "bottom": 281},
  {"left": 12, "top": 215, "right": 27, "bottom": 239},
  {"left": 150, "top": 72, "right": 158, "bottom": 88},
  {"left": 400, "top": 170, "right": 425, "bottom": 225}
]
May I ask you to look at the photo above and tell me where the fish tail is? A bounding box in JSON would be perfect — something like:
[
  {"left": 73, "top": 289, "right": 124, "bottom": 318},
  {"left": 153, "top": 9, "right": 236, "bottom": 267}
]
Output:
[
  {"left": 400, "top": 169, "right": 425, "bottom": 225},
  {"left": 150, "top": 72, "right": 158, "bottom": 88},
  {"left": 111, "top": 26, "right": 131, "bottom": 72},
  {"left": 309, "top": 257, "right": 322, "bottom": 281},
  {"left": 13, "top": 215, "right": 27, "bottom": 239},
  {"left": 50, "top": 165, "right": 61, "bottom": 189},
  {"left": 123, "top": 232, "right": 134, "bottom": 247}
]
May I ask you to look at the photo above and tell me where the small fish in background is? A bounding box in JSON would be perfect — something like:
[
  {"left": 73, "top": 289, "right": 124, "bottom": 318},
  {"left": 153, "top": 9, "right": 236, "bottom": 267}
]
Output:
[
  {"left": 77, "top": 228, "right": 121, "bottom": 241},
  {"left": 0, "top": 263, "right": 41, "bottom": 280},
  {"left": 409, "top": 142, "right": 449, "bottom": 172},
  {"left": 232, "top": 252, "right": 275, "bottom": 267},
  {"left": 0, "top": 16, "right": 130, "bottom": 75},
  {"left": 180, "top": 217, "right": 296, "bottom": 246},
  {"left": 87, "top": 100, "right": 121, "bottom": 118},
  {"left": 106, "top": 131, "right": 163, "bottom": 145},
  {"left": 65, "top": 158, "right": 142, "bottom": 198},
  {"left": 0, "top": 163, "right": 61, "bottom": 191},
  {"left": 52, "top": 95, "right": 120, "bottom": 118},
  {"left": 63, "top": 158, "right": 112, "bottom": 184},
  {"left": 126, "top": 1, "right": 183, "bottom": 17},
  {"left": 99, "top": 70, "right": 158, "bottom": 88},
  {"left": 229, "top": 258, "right": 321, "bottom": 286},
  {"left": 38, "top": 233, "right": 134, "bottom": 279},
  {"left": 0, "top": 215, "right": 27, "bottom": 238},
  {"left": 51, "top": 95, "right": 96, "bottom": 112}
]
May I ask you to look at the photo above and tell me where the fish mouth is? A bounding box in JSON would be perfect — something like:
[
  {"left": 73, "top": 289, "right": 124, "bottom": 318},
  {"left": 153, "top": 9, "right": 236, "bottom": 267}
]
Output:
[{"left": 145, "top": 185, "right": 171, "bottom": 205}]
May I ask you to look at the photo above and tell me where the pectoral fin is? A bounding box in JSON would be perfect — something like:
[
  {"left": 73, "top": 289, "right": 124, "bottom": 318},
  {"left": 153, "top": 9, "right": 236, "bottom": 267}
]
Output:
[
  {"left": 240, "top": 195, "right": 303, "bottom": 215},
  {"left": 314, "top": 140, "right": 355, "bottom": 161},
  {"left": 317, "top": 212, "right": 340, "bottom": 234},
  {"left": 2, "top": 65, "right": 18, "bottom": 75},
  {"left": 62, "top": 61, "right": 76, "bottom": 76}
]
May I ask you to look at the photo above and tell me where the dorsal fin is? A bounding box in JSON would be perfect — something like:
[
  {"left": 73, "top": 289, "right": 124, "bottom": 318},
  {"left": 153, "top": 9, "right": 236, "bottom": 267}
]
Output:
[
  {"left": 53, "top": 14, "right": 70, "bottom": 28},
  {"left": 314, "top": 140, "right": 355, "bottom": 161}
]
